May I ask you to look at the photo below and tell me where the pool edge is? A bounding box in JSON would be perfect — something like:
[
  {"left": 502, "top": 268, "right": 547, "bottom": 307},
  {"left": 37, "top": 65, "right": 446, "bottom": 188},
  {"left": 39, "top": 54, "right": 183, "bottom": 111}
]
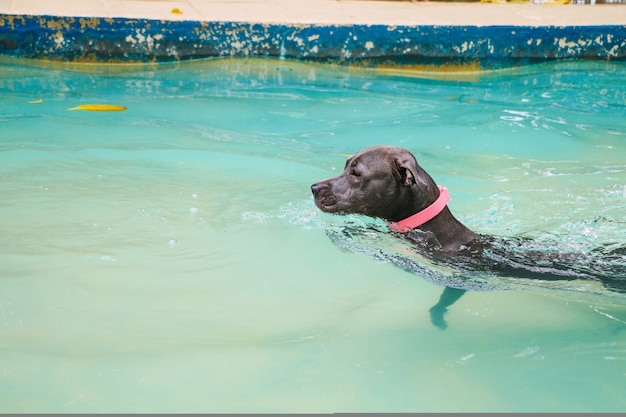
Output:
[{"left": 1, "top": 13, "right": 626, "bottom": 68}]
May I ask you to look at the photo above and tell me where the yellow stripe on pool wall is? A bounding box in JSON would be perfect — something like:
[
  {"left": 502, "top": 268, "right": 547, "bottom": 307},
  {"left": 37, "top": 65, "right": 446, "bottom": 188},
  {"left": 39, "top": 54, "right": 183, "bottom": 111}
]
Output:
[{"left": 67, "top": 104, "right": 127, "bottom": 111}]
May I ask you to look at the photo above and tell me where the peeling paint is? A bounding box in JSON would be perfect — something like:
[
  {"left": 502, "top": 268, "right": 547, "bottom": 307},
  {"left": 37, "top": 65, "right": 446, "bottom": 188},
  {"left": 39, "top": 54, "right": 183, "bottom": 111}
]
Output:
[
  {"left": 52, "top": 30, "right": 65, "bottom": 49},
  {"left": 79, "top": 17, "right": 99, "bottom": 30},
  {"left": 0, "top": 14, "right": 625, "bottom": 67},
  {"left": 557, "top": 37, "right": 578, "bottom": 49}
]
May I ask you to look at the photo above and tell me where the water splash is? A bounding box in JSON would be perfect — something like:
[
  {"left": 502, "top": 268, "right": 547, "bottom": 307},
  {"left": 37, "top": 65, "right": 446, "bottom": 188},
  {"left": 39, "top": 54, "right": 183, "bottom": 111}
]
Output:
[{"left": 319, "top": 219, "right": 626, "bottom": 298}]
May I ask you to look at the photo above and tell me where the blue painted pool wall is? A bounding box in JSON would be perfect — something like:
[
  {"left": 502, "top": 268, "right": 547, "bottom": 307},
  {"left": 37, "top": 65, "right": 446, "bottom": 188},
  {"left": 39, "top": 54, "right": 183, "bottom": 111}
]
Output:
[{"left": 1, "top": 14, "right": 625, "bottom": 67}]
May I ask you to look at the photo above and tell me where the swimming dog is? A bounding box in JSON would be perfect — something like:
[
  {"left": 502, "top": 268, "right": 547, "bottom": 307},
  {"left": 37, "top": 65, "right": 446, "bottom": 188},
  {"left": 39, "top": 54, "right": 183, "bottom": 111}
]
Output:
[{"left": 311, "top": 145, "right": 625, "bottom": 329}]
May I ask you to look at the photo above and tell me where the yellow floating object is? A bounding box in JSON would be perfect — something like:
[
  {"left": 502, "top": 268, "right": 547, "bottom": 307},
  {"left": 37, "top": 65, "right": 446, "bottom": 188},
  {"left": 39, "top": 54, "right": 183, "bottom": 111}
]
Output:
[
  {"left": 67, "top": 104, "right": 127, "bottom": 112},
  {"left": 171, "top": 8, "right": 183, "bottom": 14},
  {"left": 29, "top": 98, "right": 43, "bottom": 104},
  {"left": 331, "top": 153, "right": 353, "bottom": 158}
]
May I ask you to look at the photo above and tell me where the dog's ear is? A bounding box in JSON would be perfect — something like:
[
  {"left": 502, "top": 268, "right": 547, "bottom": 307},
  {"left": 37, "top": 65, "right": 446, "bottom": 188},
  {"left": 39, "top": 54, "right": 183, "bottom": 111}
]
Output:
[
  {"left": 393, "top": 158, "right": 416, "bottom": 186},
  {"left": 393, "top": 155, "right": 432, "bottom": 189}
]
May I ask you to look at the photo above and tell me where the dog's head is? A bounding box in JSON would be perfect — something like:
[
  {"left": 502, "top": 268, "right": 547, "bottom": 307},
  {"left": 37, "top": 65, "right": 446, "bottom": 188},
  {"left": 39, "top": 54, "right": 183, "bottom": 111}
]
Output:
[{"left": 311, "top": 145, "right": 439, "bottom": 222}]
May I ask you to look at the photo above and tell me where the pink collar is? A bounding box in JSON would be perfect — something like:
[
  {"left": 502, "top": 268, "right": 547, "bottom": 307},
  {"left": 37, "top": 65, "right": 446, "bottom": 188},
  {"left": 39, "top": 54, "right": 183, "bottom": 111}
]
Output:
[{"left": 388, "top": 185, "right": 451, "bottom": 233}]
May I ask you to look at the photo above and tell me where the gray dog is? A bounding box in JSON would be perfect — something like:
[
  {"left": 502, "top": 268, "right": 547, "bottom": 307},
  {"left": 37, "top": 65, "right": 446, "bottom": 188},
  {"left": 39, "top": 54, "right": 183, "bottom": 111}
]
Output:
[{"left": 312, "top": 145, "right": 625, "bottom": 329}]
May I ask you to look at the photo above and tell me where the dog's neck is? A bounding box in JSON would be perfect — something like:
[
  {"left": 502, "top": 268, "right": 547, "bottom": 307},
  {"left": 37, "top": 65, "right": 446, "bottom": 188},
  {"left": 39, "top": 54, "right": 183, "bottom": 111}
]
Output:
[
  {"left": 395, "top": 186, "right": 479, "bottom": 252},
  {"left": 389, "top": 185, "right": 450, "bottom": 232},
  {"left": 418, "top": 207, "right": 479, "bottom": 252}
]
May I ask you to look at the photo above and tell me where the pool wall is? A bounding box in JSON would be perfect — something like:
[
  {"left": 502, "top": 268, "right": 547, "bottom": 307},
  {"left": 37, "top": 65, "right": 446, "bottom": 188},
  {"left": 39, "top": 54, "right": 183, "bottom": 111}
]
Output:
[{"left": 0, "top": 14, "right": 625, "bottom": 68}]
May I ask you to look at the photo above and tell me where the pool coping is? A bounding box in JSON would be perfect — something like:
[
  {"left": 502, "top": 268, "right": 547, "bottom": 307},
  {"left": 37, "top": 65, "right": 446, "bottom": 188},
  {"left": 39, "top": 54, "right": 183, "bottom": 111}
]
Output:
[{"left": 1, "top": 1, "right": 626, "bottom": 68}]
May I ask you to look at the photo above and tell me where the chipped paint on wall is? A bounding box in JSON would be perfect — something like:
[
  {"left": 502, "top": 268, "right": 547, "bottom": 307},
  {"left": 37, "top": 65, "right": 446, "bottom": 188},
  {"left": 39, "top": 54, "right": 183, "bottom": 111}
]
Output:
[{"left": 0, "top": 14, "right": 625, "bottom": 67}]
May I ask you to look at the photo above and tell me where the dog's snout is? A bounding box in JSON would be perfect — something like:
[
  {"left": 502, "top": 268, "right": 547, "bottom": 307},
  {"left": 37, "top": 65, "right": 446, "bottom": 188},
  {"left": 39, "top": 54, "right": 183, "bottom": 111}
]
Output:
[{"left": 311, "top": 183, "right": 324, "bottom": 197}]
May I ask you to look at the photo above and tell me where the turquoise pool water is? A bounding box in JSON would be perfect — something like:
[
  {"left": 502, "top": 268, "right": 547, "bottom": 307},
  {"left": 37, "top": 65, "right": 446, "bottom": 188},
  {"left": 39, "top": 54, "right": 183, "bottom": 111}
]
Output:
[{"left": 0, "top": 57, "right": 625, "bottom": 412}]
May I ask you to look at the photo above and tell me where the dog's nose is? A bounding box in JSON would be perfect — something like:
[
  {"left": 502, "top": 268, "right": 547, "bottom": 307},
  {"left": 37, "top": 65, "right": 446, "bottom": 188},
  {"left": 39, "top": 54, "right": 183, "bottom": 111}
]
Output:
[{"left": 311, "top": 183, "right": 323, "bottom": 197}]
